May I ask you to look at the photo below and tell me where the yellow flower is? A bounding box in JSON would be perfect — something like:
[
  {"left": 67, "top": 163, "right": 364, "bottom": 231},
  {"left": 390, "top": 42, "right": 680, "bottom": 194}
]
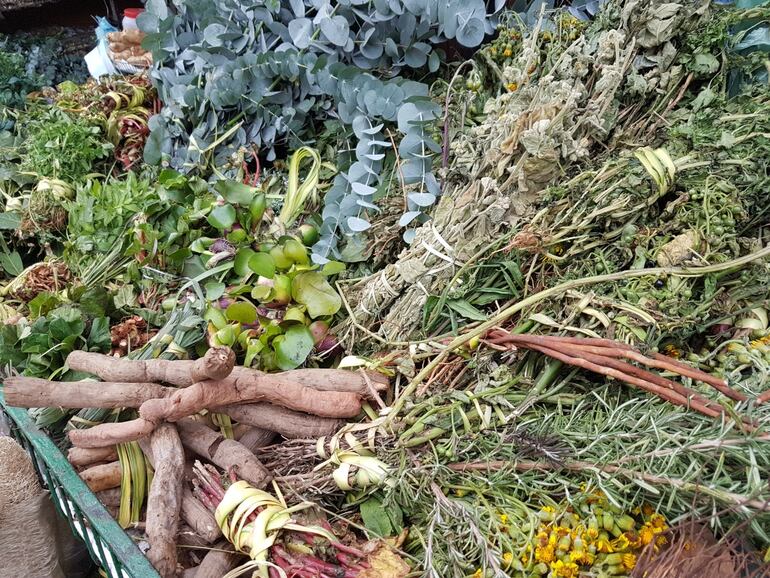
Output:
[
  {"left": 503, "top": 48, "right": 512, "bottom": 57},
  {"left": 569, "top": 549, "right": 594, "bottom": 566},
  {"left": 611, "top": 533, "right": 631, "bottom": 551},
  {"left": 506, "top": 82, "right": 519, "bottom": 92},
  {"left": 535, "top": 545, "right": 556, "bottom": 564},
  {"left": 597, "top": 537, "right": 614, "bottom": 553},
  {"left": 502, "top": 552, "right": 513, "bottom": 567},
  {"left": 472, "top": 570, "right": 482, "bottom": 578},
  {"left": 750, "top": 334, "right": 770, "bottom": 348},
  {"left": 650, "top": 514, "right": 667, "bottom": 530},
  {"left": 622, "top": 553, "right": 637, "bottom": 571},
  {"left": 499, "top": 513, "right": 509, "bottom": 525},
  {"left": 585, "top": 527, "right": 599, "bottom": 540},
  {"left": 662, "top": 344, "right": 682, "bottom": 359},
  {"left": 625, "top": 531, "right": 642, "bottom": 549},
  {"left": 656, "top": 534, "right": 668, "bottom": 548},
  {"left": 639, "top": 524, "right": 655, "bottom": 546},
  {"left": 454, "top": 489, "right": 467, "bottom": 497},
  {"left": 550, "top": 560, "right": 580, "bottom": 578}
]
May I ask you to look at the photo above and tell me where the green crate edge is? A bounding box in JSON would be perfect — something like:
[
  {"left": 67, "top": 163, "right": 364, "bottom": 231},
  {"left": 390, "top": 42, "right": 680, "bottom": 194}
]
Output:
[{"left": 0, "top": 388, "right": 161, "bottom": 578}]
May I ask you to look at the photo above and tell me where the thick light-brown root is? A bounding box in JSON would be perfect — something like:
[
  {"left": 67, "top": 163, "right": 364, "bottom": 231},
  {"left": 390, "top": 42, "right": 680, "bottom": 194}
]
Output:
[
  {"left": 180, "top": 488, "right": 221, "bottom": 544},
  {"left": 177, "top": 523, "right": 212, "bottom": 549},
  {"left": 231, "top": 367, "right": 389, "bottom": 396},
  {"left": 176, "top": 418, "right": 271, "bottom": 489},
  {"left": 195, "top": 541, "right": 242, "bottom": 578},
  {"left": 4, "top": 377, "right": 174, "bottom": 409},
  {"left": 68, "top": 446, "right": 118, "bottom": 468},
  {"left": 79, "top": 461, "right": 122, "bottom": 492},
  {"left": 220, "top": 403, "right": 342, "bottom": 439},
  {"left": 138, "top": 439, "right": 220, "bottom": 544},
  {"left": 69, "top": 417, "right": 156, "bottom": 449},
  {"left": 235, "top": 426, "right": 276, "bottom": 452},
  {"left": 146, "top": 423, "right": 185, "bottom": 578},
  {"left": 67, "top": 346, "right": 236, "bottom": 387},
  {"left": 69, "top": 371, "right": 364, "bottom": 448},
  {"left": 95, "top": 487, "right": 122, "bottom": 508}
]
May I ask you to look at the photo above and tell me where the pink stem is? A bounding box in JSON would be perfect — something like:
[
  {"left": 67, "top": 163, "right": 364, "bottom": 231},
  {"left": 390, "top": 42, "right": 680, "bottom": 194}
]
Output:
[{"left": 331, "top": 542, "right": 367, "bottom": 559}]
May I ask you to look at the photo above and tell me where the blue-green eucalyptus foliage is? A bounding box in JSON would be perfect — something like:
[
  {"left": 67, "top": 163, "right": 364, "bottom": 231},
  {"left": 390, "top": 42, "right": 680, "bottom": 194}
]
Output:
[{"left": 138, "top": 0, "right": 500, "bottom": 262}]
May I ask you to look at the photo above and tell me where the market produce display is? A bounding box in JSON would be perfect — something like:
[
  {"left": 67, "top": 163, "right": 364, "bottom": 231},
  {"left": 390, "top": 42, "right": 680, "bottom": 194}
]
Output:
[{"left": 2, "top": 0, "right": 770, "bottom": 577}]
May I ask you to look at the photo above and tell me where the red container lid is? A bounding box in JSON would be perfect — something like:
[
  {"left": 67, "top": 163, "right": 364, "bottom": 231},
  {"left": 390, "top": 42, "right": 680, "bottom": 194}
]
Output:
[{"left": 123, "top": 8, "right": 144, "bottom": 18}]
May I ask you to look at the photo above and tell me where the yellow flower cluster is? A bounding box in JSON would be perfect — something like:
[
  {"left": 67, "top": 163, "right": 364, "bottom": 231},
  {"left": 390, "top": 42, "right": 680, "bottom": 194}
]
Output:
[
  {"left": 515, "top": 494, "right": 669, "bottom": 578},
  {"left": 749, "top": 333, "right": 770, "bottom": 349}
]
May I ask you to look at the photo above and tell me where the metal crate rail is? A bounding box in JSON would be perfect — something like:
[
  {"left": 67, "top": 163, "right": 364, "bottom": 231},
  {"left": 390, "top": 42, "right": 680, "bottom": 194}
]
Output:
[{"left": 0, "top": 389, "right": 160, "bottom": 578}]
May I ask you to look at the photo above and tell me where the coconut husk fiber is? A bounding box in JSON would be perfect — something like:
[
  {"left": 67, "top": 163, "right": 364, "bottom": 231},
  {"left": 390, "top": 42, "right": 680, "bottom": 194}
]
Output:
[
  {"left": 0, "top": 435, "right": 65, "bottom": 578},
  {"left": 0, "top": 435, "right": 41, "bottom": 505},
  {"left": 631, "top": 519, "right": 770, "bottom": 578}
]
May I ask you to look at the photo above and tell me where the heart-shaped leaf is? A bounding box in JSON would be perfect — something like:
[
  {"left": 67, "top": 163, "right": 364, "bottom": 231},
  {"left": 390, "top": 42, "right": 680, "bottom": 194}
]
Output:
[
  {"left": 248, "top": 252, "right": 276, "bottom": 278},
  {"left": 234, "top": 248, "right": 256, "bottom": 277},
  {"left": 291, "top": 271, "right": 342, "bottom": 318},
  {"left": 274, "top": 324, "right": 314, "bottom": 370},
  {"left": 226, "top": 301, "right": 258, "bottom": 324},
  {"left": 214, "top": 180, "right": 259, "bottom": 206},
  {"left": 205, "top": 281, "right": 227, "bottom": 301},
  {"left": 208, "top": 204, "right": 237, "bottom": 230}
]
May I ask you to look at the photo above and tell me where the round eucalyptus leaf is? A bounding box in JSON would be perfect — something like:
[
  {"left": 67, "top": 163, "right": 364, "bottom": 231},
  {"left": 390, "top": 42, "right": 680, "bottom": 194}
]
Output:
[
  {"left": 203, "top": 23, "right": 226, "bottom": 46},
  {"left": 398, "top": 210, "right": 422, "bottom": 227},
  {"left": 398, "top": 13, "right": 417, "bottom": 45},
  {"left": 457, "top": 16, "right": 485, "bottom": 47},
  {"left": 288, "top": 0, "right": 305, "bottom": 17},
  {"left": 347, "top": 216, "right": 372, "bottom": 232},
  {"left": 408, "top": 192, "right": 437, "bottom": 207},
  {"left": 320, "top": 15, "right": 350, "bottom": 47},
  {"left": 404, "top": 45, "right": 428, "bottom": 68},
  {"left": 351, "top": 182, "right": 378, "bottom": 196},
  {"left": 403, "top": 0, "right": 427, "bottom": 14},
  {"left": 428, "top": 50, "right": 440, "bottom": 72}
]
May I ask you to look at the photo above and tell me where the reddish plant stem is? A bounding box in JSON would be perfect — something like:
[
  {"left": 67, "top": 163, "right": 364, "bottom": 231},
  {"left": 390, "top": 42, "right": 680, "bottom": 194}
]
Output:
[
  {"left": 495, "top": 330, "right": 735, "bottom": 394},
  {"left": 336, "top": 552, "right": 370, "bottom": 569},
  {"left": 522, "top": 342, "right": 727, "bottom": 421},
  {"left": 487, "top": 330, "right": 749, "bottom": 418},
  {"left": 530, "top": 339, "right": 731, "bottom": 415},
  {"left": 331, "top": 542, "right": 367, "bottom": 559},
  {"left": 489, "top": 330, "right": 733, "bottom": 393}
]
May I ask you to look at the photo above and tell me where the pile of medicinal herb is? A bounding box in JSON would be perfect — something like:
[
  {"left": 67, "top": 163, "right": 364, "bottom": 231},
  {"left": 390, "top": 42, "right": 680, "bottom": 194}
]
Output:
[{"left": 20, "top": 108, "right": 112, "bottom": 182}]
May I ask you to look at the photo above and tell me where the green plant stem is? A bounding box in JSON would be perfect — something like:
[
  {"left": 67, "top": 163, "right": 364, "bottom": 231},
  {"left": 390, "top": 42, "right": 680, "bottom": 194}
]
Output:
[
  {"left": 447, "top": 459, "right": 770, "bottom": 512},
  {"left": 388, "top": 245, "right": 770, "bottom": 420}
]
